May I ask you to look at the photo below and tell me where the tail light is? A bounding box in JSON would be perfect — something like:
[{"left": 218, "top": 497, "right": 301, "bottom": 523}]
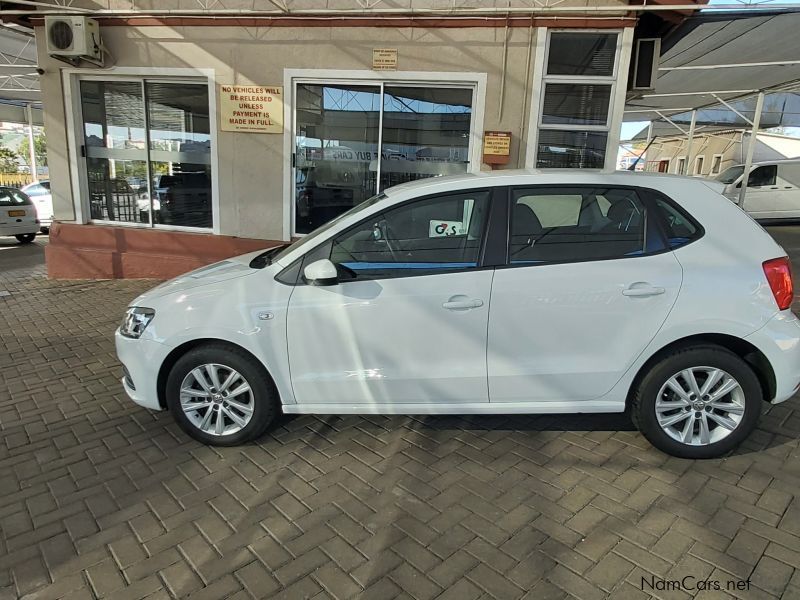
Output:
[{"left": 763, "top": 257, "right": 794, "bottom": 310}]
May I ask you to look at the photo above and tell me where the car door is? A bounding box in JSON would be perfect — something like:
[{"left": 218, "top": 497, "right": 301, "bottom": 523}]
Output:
[
  {"left": 740, "top": 165, "right": 786, "bottom": 218},
  {"left": 488, "top": 186, "right": 684, "bottom": 403},
  {"left": 286, "top": 189, "right": 496, "bottom": 407}
]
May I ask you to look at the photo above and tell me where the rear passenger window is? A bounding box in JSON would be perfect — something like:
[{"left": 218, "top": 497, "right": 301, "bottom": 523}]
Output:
[
  {"left": 653, "top": 197, "right": 700, "bottom": 249},
  {"left": 510, "top": 187, "right": 650, "bottom": 264}
]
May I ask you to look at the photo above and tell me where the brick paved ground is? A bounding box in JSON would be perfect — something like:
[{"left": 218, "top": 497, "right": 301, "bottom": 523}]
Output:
[{"left": 4, "top": 233, "right": 800, "bottom": 600}]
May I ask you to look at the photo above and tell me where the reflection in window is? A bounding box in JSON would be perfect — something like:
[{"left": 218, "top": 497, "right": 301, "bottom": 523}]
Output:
[
  {"left": 79, "top": 79, "right": 212, "bottom": 228},
  {"left": 537, "top": 130, "right": 607, "bottom": 169},
  {"left": 81, "top": 81, "right": 148, "bottom": 224},
  {"left": 295, "top": 84, "right": 381, "bottom": 235},
  {"left": 147, "top": 82, "right": 212, "bottom": 228},
  {"left": 380, "top": 87, "right": 471, "bottom": 191},
  {"left": 294, "top": 83, "right": 474, "bottom": 235}
]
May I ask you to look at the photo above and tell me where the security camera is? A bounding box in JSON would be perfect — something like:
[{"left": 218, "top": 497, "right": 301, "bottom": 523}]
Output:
[{"left": 36, "top": 68, "right": 45, "bottom": 75}]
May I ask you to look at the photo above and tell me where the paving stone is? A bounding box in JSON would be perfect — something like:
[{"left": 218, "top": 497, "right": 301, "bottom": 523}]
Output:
[{"left": 3, "top": 239, "right": 800, "bottom": 600}]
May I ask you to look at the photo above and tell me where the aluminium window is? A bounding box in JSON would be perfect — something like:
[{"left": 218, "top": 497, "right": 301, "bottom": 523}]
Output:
[
  {"left": 675, "top": 157, "right": 686, "bottom": 175},
  {"left": 79, "top": 79, "right": 212, "bottom": 229},
  {"left": 535, "top": 31, "right": 621, "bottom": 169}
]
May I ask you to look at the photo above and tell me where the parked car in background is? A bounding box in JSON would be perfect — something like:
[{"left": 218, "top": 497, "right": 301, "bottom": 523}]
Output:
[
  {"left": 717, "top": 159, "right": 800, "bottom": 220},
  {"left": 0, "top": 187, "right": 39, "bottom": 243},
  {"left": 21, "top": 181, "right": 52, "bottom": 233},
  {"left": 116, "top": 170, "right": 800, "bottom": 459}
]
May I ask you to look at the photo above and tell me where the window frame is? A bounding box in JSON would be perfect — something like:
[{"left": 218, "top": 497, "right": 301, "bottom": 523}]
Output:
[
  {"left": 279, "top": 186, "right": 505, "bottom": 285},
  {"left": 675, "top": 157, "right": 687, "bottom": 175},
  {"left": 497, "top": 184, "right": 697, "bottom": 270},
  {"left": 694, "top": 155, "right": 705, "bottom": 176},
  {"left": 63, "top": 68, "right": 219, "bottom": 234},
  {"left": 710, "top": 154, "right": 724, "bottom": 176},
  {"left": 526, "top": 28, "right": 632, "bottom": 171}
]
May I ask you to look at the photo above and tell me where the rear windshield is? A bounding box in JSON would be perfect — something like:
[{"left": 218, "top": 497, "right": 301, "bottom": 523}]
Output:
[
  {"left": 716, "top": 166, "right": 744, "bottom": 184},
  {"left": 0, "top": 189, "right": 31, "bottom": 206}
]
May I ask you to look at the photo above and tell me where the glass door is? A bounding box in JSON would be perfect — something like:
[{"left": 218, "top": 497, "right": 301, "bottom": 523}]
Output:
[
  {"left": 294, "top": 83, "right": 381, "bottom": 235},
  {"left": 293, "top": 80, "right": 474, "bottom": 235}
]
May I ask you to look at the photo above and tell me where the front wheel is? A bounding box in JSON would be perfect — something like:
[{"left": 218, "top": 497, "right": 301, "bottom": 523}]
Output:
[
  {"left": 15, "top": 233, "right": 35, "bottom": 244},
  {"left": 632, "top": 345, "right": 762, "bottom": 459},
  {"left": 166, "top": 344, "right": 279, "bottom": 446}
]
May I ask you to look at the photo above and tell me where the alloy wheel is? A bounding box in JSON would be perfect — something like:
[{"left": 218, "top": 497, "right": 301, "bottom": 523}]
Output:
[
  {"left": 179, "top": 363, "right": 254, "bottom": 436},
  {"left": 655, "top": 366, "right": 745, "bottom": 446}
]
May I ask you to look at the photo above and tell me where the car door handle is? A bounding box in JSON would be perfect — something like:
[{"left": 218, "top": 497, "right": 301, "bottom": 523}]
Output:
[
  {"left": 442, "top": 297, "right": 484, "bottom": 310},
  {"left": 622, "top": 285, "right": 665, "bottom": 297}
]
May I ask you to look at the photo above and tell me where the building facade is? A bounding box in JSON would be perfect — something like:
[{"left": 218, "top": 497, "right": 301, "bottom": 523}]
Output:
[
  {"left": 31, "top": 1, "right": 685, "bottom": 278},
  {"left": 643, "top": 131, "right": 800, "bottom": 177}
]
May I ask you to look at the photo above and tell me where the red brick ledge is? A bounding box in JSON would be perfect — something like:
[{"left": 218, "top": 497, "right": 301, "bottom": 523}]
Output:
[{"left": 45, "top": 222, "right": 282, "bottom": 280}]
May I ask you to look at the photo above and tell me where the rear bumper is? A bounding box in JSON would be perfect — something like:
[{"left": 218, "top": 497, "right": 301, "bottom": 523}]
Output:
[
  {"left": 745, "top": 310, "right": 800, "bottom": 403},
  {"left": 115, "top": 328, "right": 171, "bottom": 411},
  {"left": 0, "top": 224, "right": 38, "bottom": 236}
]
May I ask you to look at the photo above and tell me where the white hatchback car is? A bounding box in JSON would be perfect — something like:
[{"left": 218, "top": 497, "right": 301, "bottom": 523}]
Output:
[
  {"left": 0, "top": 186, "right": 39, "bottom": 243},
  {"left": 116, "top": 171, "right": 800, "bottom": 459}
]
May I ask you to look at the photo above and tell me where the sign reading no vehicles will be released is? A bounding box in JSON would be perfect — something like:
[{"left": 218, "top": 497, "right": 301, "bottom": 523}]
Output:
[{"left": 219, "top": 85, "right": 283, "bottom": 133}]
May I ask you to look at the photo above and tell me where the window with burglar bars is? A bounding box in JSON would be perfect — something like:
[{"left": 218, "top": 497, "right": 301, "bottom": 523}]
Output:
[{"left": 535, "top": 31, "right": 620, "bottom": 169}]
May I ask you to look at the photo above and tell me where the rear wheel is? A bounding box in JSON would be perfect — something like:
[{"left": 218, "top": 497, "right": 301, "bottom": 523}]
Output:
[
  {"left": 15, "top": 233, "right": 35, "bottom": 244},
  {"left": 166, "top": 344, "right": 279, "bottom": 445},
  {"left": 632, "top": 345, "right": 762, "bottom": 459}
]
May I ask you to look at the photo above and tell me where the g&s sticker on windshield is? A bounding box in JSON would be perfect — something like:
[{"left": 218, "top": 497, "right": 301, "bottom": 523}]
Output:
[{"left": 429, "top": 220, "right": 465, "bottom": 237}]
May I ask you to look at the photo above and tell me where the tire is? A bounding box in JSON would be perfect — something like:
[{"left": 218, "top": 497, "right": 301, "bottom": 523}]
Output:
[
  {"left": 15, "top": 233, "right": 35, "bottom": 244},
  {"left": 166, "top": 343, "right": 279, "bottom": 446},
  {"left": 40, "top": 227, "right": 49, "bottom": 234},
  {"left": 631, "top": 345, "right": 762, "bottom": 459}
]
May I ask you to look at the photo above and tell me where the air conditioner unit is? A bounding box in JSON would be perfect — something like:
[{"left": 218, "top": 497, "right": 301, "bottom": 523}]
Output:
[
  {"left": 631, "top": 38, "right": 661, "bottom": 90},
  {"left": 45, "top": 16, "right": 102, "bottom": 62}
]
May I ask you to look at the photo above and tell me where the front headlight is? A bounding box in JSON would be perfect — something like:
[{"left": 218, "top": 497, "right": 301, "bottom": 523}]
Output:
[{"left": 120, "top": 307, "right": 155, "bottom": 339}]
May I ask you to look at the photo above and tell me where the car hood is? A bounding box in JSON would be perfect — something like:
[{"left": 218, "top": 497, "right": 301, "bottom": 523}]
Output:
[{"left": 130, "top": 249, "right": 267, "bottom": 303}]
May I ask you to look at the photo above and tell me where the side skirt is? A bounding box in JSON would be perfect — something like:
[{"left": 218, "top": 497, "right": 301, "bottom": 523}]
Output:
[{"left": 282, "top": 400, "right": 625, "bottom": 415}]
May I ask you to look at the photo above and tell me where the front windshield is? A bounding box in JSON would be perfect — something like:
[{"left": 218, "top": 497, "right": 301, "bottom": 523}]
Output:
[
  {"left": 271, "top": 193, "right": 387, "bottom": 263},
  {"left": 716, "top": 166, "right": 744, "bottom": 184}
]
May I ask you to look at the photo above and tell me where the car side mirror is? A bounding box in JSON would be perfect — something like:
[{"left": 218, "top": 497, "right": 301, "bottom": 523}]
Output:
[{"left": 303, "top": 258, "right": 339, "bottom": 286}]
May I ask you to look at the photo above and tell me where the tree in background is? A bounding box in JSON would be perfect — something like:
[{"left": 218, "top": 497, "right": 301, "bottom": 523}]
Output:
[
  {"left": 19, "top": 131, "right": 47, "bottom": 170},
  {"left": 0, "top": 147, "right": 19, "bottom": 173}
]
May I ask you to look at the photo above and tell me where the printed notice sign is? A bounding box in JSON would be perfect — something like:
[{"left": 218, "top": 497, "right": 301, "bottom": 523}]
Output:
[
  {"left": 483, "top": 131, "right": 512, "bottom": 165},
  {"left": 373, "top": 48, "right": 398, "bottom": 70},
  {"left": 483, "top": 131, "right": 511, "bottom": 156},
  {"left": 219, "top": 85, "right": 283, "bottom": 133}
]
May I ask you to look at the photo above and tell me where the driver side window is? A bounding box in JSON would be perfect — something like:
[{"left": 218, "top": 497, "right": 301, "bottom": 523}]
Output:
[{"left": 330, "top": 190, "right": 491, "bottom": 279}]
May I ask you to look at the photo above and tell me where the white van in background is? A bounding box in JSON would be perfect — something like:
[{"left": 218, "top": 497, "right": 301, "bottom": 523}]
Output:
[{"left": 717, "top": 159, "right": 800, "bottom": 220}]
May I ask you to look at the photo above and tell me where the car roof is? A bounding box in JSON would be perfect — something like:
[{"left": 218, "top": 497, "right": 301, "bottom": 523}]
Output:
[
  {"left": 382, "top": 169, "right": 719, "bottom": 197},
  {"left": 727, "top": 159, "right": 800, "bottom": 168}
]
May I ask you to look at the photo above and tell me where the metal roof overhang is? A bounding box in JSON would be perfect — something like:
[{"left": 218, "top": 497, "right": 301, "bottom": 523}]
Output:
[
  {"left": 0, "top": 22, "right": 40, "bottom": 125},
  {"left": 625, "top": 10, "right": 800, "bottom": 135}
]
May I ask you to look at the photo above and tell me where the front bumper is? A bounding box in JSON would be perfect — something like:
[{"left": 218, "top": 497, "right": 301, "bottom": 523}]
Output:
[
  {"left": 115, "top": 328, "right": 171, "bottom": 411},
  {"left": 745, "top": 310, "right": 800, "bottom": 404}
]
